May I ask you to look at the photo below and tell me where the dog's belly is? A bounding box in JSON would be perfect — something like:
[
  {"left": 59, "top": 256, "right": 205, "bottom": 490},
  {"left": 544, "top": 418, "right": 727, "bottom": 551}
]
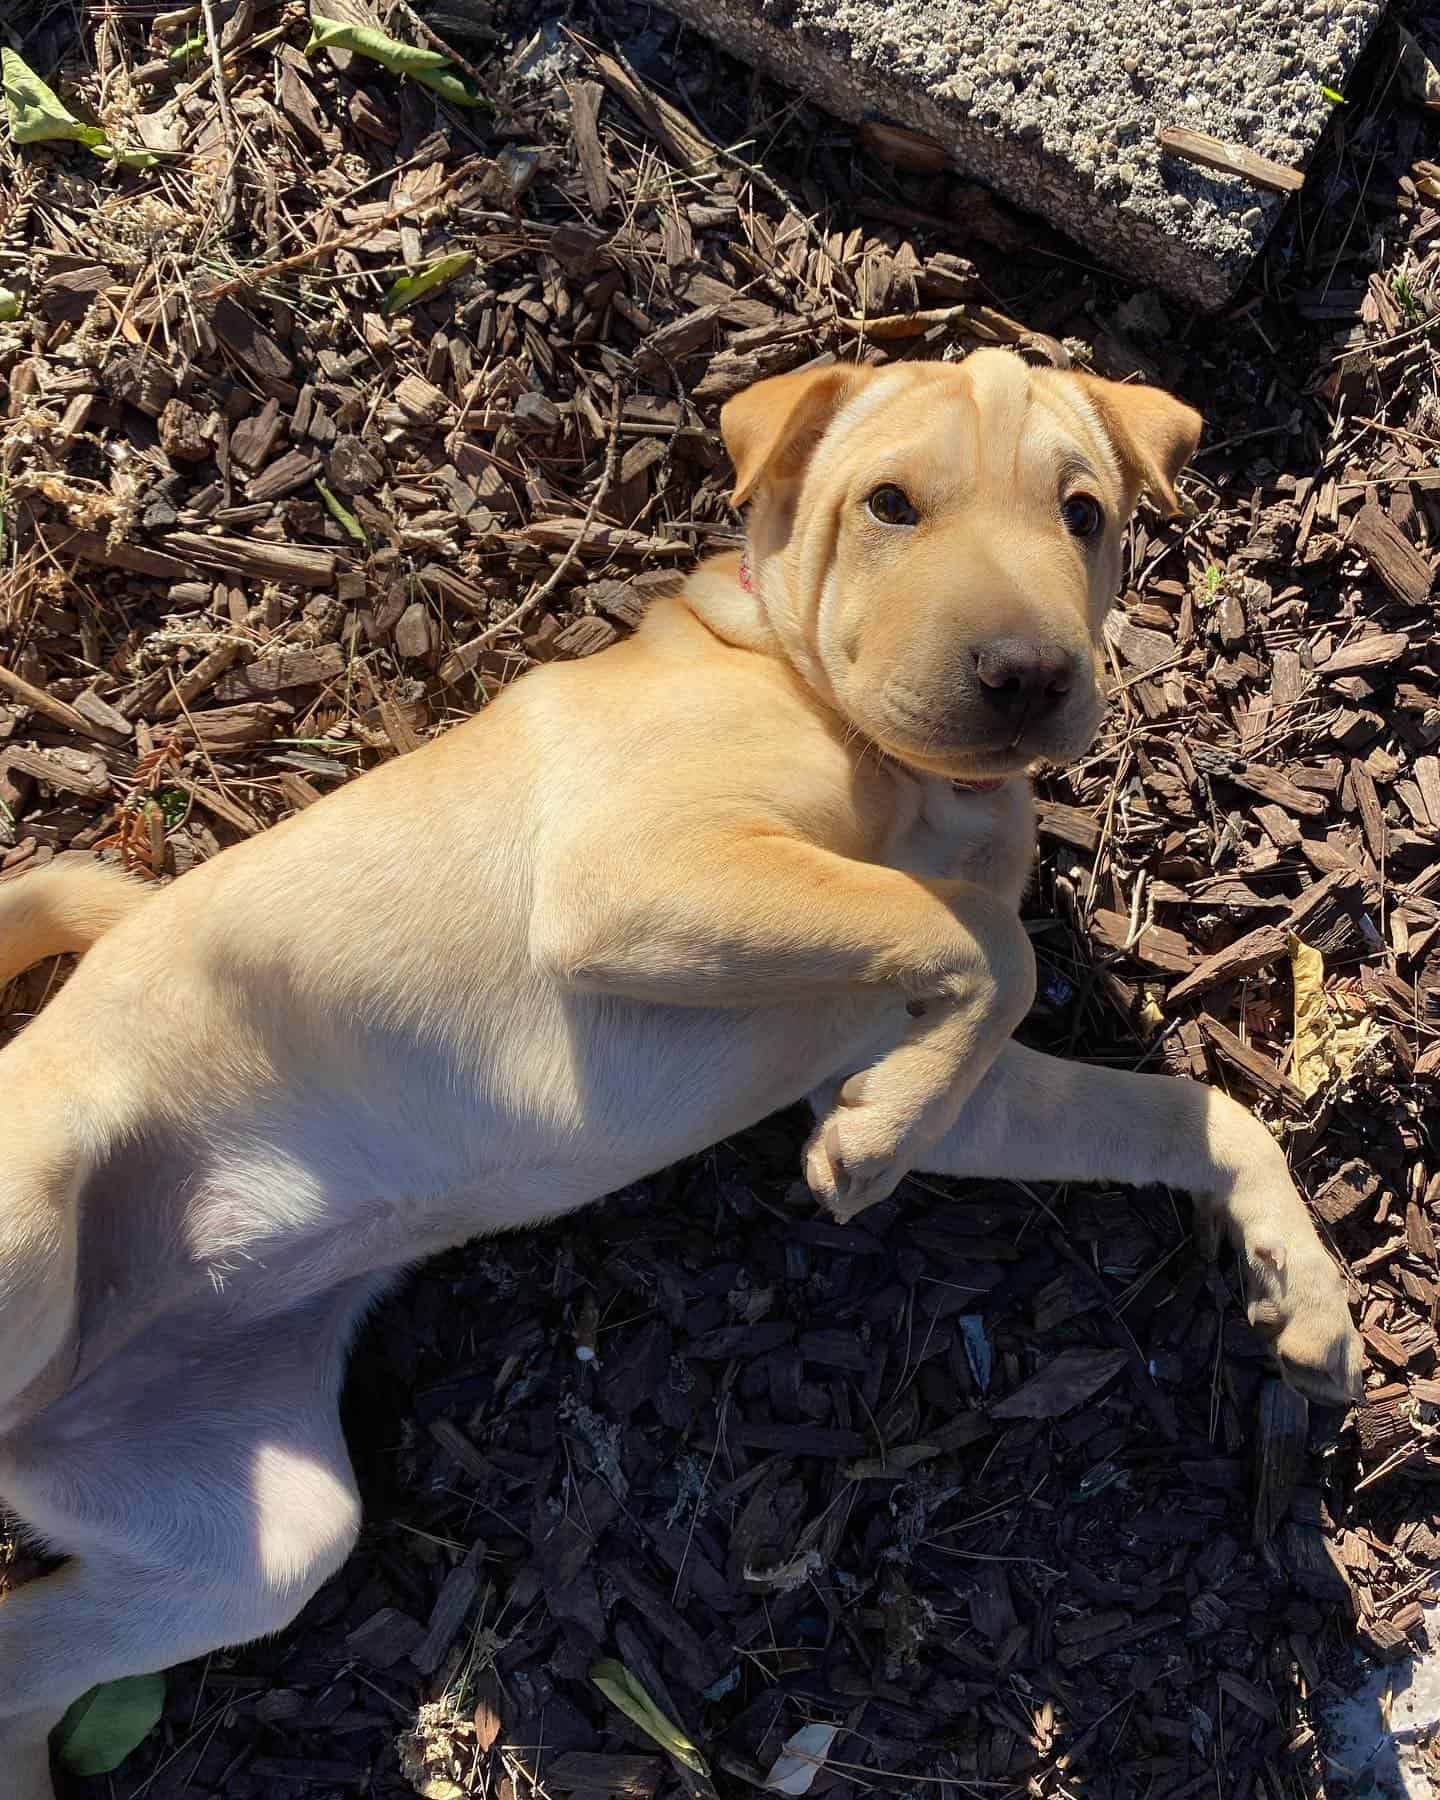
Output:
[
  {"left": 238, "top": 983, "right": 909, "bottom": 1259},
  {"left": 49, "top": 983, "right": 907, "bottom": 1394}
]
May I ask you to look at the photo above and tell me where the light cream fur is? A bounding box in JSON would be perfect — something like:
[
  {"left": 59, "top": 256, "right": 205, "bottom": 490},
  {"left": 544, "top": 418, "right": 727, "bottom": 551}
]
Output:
[{"left": 0, "top": 351, "right": 1362, "bottom": 1796}]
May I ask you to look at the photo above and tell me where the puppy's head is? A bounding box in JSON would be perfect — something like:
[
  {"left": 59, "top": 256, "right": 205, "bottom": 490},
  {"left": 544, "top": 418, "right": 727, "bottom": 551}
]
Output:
[{"left": 721, "top": 350, "right": 1202, "bottom": 781}]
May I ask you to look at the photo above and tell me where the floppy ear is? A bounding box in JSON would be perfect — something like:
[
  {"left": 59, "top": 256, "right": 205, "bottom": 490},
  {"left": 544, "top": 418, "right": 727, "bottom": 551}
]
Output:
[
  {"left": 720, "top": 364, "right": 874, "bottom": 509},
  {"left": 1077, "top": 376, "right": 1203, "bottom": 519}
]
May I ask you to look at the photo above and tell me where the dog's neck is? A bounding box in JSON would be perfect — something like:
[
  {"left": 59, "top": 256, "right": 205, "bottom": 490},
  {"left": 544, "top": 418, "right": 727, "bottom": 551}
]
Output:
[{"left": 681, "top": 549, "right": 777, "bottom": 654}]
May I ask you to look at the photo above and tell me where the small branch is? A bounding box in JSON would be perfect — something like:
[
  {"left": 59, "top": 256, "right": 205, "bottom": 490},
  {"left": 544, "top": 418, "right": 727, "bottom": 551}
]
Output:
[
  {"left": 199, "top": 0, "right": 241, "bottom": 225},
  {"left": 197, "top": 166, "right": 472, "bottom": 303},
  {"left": 836, "top": 302, "right": 1030, "bottom": 343},
  {"left": 388, "top": 0, "right": 492, "bottom": 101},
  {"left": 1156, "top": 125, "right": 1304, "bottom": 195},
  {"left": 0, "top": 662, "right": 107, "bottom": 739}
]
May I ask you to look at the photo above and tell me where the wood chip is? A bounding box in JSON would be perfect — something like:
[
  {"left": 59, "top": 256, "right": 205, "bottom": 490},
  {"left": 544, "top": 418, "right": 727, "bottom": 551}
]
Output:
[
  {"left": 392, "top": 373, "right": 450, "bottom": 425},
  {"left": 44, "top": 527, "right": 192, "bottom": 581},
  {"left": 71, "top": 689, "right": 133, "bottom": 740},
  {"left": 247, "top": 447, "right": 322, "bottom": 502},
  {"left": 1035, "top": 800, "right": 1101, "bottom": 853},
  {"left": 547, "top": 1754, "right": 665, "bottom": 1797},
  {"left": 1198, "top": 1015, "right": 1307, "bottom": 1112},
  {"left": 552, "top": 616, "right": 618, "bottom": 658},
  {"left": 155, "top": 642, "right": 245, "bottom": 717},
  {"left": 1091, "top": 910, "right": 1196, "bottom": 974},
  {"left": 394, "top": 603, "right": 435, "bottom": 661},
  {"left": 1312, "top": 1161, "right": 1380, "bottom": 1227},
  {"left": 1168, "top": 871, "right": 1359, "bottom": 1006},
  {"left": 410, "top": 1565, "right": 480, "bottom": 1676},
  {"left": 566, "top": 81, "right": 611, "bottom": 215},
  {"left": 0, "top": 663, "right": 110, "bottom": 739},
  {"left": 859, "top": 119, "right": 948, "bottom": 174},
  {"left": 1157, "top": 125, "right": 1305, "bottom": 193},
  {"left": 1353, "top": 1389, "right": 1413, "bottom": 1459},
  {"left": 213, "top": 645, "right": 346, "bottom": 700},
  {"left": 1347, "top": 504, "right": 1433, "bottom": 607},
  {"left": 344, "top": 1606, "right": 423, "bottom": 1668},
  {"left": 518, "top": 519, "right": 688, "bottom": 559},
  {"left": 231, "top": 399, "right": 284, "bottom": 471},
  {"left": 1105, "top": 611, "right": 1176, "bottom": 674},
  {"left": 727, "top": 1423, "right": 866, "bottom": 1456},
  {"left": 1278, "top": 1524, "right": 1354, "bottom": 1607},
  {"left": 1215, "top": 759, "right": 1328, "bottom": 817},
  {"left": 158, "top": 398, "right": 216, "bottom": 463},
  {"left": 211, "top": 295, "right": 296, "bottom": 396},
  {"left": 328, "top": 435, "right": 385, "bottom": 494},
  {"left": 164, "top": 531, "right": 336, "bottom": 588},
  {"left": 1217, "top": 1671, "right": 1278, "bottom": 1723},
  {"left": 1253, "top": 1380, "right": 1308, "bottom": 1544},
  {"left": 174, "top": 702, "right": 290, "bottom": 749},
  {"left": 1317, "top": 631, "right": 1412, "bottom": 675},
  {"left": 991, "top": 1348, "right": 1128, "bottom": 1420},
  {"left": 2, "top": 744, "right": 111, "bottom": 799}
]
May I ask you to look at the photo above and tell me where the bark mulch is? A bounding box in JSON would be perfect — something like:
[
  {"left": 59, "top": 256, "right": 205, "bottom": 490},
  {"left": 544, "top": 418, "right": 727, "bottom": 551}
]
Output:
[{"left": 2, "top": 1, "right": 1440, "bottom": 1796}]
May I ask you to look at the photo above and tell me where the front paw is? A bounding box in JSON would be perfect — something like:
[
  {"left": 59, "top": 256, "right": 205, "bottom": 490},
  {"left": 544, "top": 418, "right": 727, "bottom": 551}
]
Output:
[
  {"left": 803, "top": 1072, "right": 934, "bottom": 1222},
  {"left": 1246, "top": 1240, "right": 1366, "bottom": 1406}
]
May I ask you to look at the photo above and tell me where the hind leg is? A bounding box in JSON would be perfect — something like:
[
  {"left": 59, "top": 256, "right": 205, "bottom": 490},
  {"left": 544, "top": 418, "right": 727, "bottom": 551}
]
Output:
[{"left": 0, "top": 1282, "right": 374, "bottom": 1800}]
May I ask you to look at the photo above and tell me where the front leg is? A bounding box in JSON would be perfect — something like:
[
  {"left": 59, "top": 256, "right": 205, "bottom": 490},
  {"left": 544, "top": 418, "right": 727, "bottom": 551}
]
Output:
[
  {"left": 912, "top": 1041, "right": 1365, "bottom": 1406},
  {"left": 531, "top": 832, "right": 1034, "bottom": 1208}
]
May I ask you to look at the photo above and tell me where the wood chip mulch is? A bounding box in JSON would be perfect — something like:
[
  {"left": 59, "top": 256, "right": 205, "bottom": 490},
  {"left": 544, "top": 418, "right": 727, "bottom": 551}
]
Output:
[{"left": 2, "top": 1, "right": 1440, "bottom": 1796}]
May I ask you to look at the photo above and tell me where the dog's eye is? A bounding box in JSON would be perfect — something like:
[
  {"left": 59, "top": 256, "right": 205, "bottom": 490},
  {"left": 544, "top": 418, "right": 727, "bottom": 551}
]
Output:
[
  {"left": 867, "top": 485, "right": 919, "bottom": 527},
  {"left": 1061, "top": 493, "right": 1104, "bottom": 539}
]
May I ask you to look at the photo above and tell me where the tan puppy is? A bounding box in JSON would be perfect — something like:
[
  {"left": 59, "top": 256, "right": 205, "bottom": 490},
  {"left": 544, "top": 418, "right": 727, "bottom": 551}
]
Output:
[{"left": 0, "top": 351, "right": 1363, "bottom": 1797}]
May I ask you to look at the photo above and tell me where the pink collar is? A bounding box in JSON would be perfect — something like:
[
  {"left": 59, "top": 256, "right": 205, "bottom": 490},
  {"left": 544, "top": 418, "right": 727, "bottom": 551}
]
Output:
[{"left": 738, "top": 551, "right": 753, "bottom": 592}]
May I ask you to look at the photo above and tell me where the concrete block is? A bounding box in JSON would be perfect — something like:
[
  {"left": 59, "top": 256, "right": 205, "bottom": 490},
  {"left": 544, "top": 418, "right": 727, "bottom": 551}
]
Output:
[{"left": 664, "top": 0, "right": 1389, "bottom": 308}]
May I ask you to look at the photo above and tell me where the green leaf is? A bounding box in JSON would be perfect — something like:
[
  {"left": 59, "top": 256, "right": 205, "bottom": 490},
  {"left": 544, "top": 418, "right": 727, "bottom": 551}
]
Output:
[
  {"left": 304, "top": 16, "right": 486, "bottom": 106},
  {"left": 53, "top": 1674, "right": 166, "bottom": 1777},
  {"left": 167, "top": 30, "right": 208, "bottom": 67},
  {"left": 3, "top": 48, "right": 159, "bottom": 166},
  {"left": 381, "top": 251, "right": 473, "bottom": 316},
  {"left": 0, "top": 287, "right": 20, "bottom": 322},
  {"left": 97, "top": 143, "right": 163, "bottom": 168},
  {"left": 590, "top": 1661, "right": 710, "bottom": 1776},
  {"left": 3, "top": 48, "right": 108, "bottom": 149},
  {"left": 316, "top": 478, "right": 368, "bottom": 542},
  {"left": 1320, "top": 84, "right": 1348, "bottom": 104},
  {"left": 843, "top": 1442, "right": 939, "bottom": 1480},
  {"left": 409, "top": 65, "right": 486, "bottom": 107}
]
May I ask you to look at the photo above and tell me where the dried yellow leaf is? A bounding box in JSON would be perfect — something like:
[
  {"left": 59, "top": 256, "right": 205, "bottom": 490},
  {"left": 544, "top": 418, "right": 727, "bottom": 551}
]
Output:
[{"left": 1289, "top": 934, "right": 1383, "bottom": 1099}]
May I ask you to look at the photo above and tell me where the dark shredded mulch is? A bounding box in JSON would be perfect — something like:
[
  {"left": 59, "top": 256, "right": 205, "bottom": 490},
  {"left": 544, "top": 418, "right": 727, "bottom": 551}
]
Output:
[{"left": 2, "top": 0, "right": 1440, "bottom": 1795}]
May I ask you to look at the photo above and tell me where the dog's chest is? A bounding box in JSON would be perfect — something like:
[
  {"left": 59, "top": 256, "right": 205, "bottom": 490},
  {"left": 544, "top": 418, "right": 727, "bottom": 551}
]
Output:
[{"left": 880, "top": 776, "right": 1032, "bottom": 901}]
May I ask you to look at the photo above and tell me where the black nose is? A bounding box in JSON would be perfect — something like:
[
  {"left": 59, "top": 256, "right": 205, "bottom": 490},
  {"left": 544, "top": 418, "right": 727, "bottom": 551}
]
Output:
[{"left": 972, "top": 639, "right": 1074, "bottom": 716}]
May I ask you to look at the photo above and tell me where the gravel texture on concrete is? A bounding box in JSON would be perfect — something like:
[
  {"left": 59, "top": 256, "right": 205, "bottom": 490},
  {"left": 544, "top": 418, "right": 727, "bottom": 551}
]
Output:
[
  {"left": 1324, "top": 1631, "right": 1440, "bottom": 1798},
  {"left": 663, "top": 0, "right": 1388, "bottom": 306}
]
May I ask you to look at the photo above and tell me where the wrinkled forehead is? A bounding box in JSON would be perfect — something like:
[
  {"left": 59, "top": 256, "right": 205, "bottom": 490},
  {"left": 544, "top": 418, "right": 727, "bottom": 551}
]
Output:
[{"left": 816, "top": 353, "right": 1122, "bottom": 498}]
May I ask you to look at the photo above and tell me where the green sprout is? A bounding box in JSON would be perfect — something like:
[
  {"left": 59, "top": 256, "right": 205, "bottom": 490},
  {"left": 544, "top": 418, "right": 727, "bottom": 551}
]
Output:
[{"left": 1390, "top": 270, "right": 1423, "bottom": 322}]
